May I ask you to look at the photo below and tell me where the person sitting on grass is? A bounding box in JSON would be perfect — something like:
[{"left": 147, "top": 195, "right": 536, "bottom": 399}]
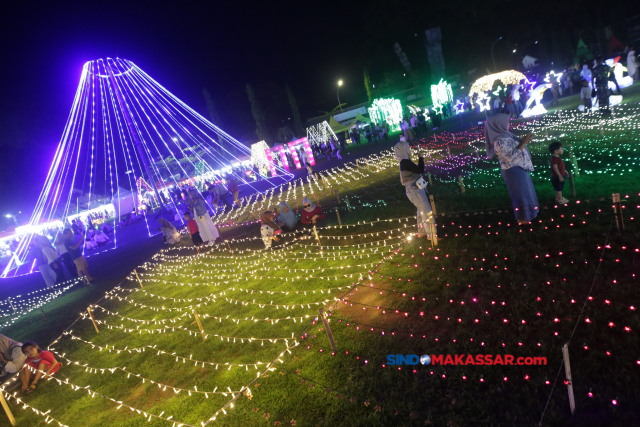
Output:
[
  {"left": 20, "top": 341, "right": 61, "bottom": 394},
  {"left": 549, "top": 141, "right": 569, "bottom": 204},
  {"left": 276, "top": 202, "right": 298, "bottom": 231},
  {"left": 0, "top": 335, "right": 27, "bottom": 378},
  {"left": 300, "top": 197, "right": 325, "bottom": 229},
  {"left": 260, "top": 211, "right": 281, "bottom": 249},
  {"left": 184, "top": 212, "right": 204, "bottom": 253},
  {"left": 158, "top": 218, "right": 181, "bottom": 245}
]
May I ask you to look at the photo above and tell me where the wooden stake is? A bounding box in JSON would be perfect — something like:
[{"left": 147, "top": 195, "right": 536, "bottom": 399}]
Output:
[
  {"left": 457, "top": 175, "right": 465, "bottom": 193},
  {"left": 193, "top": 309, "right": 206, "bottom": 341},
  {"left": 429, "top": 195, "right": 437, "bottom": 216},
  {"left": 335, "top": 209, "right": 342, "bottom": 226},
  {"left": 334, "top": 189, "right": 341, "bottom": 203},
  {"left": 312, "top": 226, "right": 322, "bottom": 251},
  {"left": 426, "top": 172, "right": 433, "bottom": 186},
  {"left": 87, "top": 307, "right": 100, "bottom": 333},
  {"left": 568, "top": 171, "right": 576, "bottom": 198},
  {"left": 429, "top": 215, "right": 438, "bottom": 247},
  {"left": 344, "top": 195, "right": 352, "bottom": 212},
  {"left": 612, "top": 193, "right": 625, "bottom": 231},
  {"left": 134, "top": 269, "right": 143, "bottom": 288},
  {"left": 314, "top": 173, "right": 318, "bottom": 180},
  {"left": 226, "top": 241, "right": 232, "bottom": 252},
  {"left": 40, "top": 307, "right": 47, "bottom": 319},
  {"left": 599, "top": 124, "right": 604, "bottom": 136},
  {"left": 318, "top": 308, "right": 337, "bottom": 352},
  {"left": 568, "top": 144, "right": 579, "bottom": 177},
  {"left": 562, "top": 343, "right": 576, "bottom": 416},
  {"left": 0, "top": 391, "right": 16, "bottom": 426},
  {"left": 446, "top": 146, "right": 451, "bottom": 157}
]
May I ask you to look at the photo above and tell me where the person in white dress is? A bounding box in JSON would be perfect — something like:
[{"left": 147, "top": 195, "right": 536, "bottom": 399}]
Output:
[{"left": 189, "top": 190, "right": 220, "bottom": 243}]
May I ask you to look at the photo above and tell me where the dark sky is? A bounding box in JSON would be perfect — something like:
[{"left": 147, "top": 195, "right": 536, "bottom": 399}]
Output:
[{"left": 1, "top": 0, "right": 638, "bottom": 229}]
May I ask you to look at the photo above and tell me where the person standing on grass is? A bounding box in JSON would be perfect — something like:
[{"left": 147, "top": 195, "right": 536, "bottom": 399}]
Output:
[
  {"left": 20, "top": 341, "right": 61, "bottom": 394},
  {"left": 394, "top": 137, "right": 437, "bottom": 241},
  {"left": 627, "top": 48, "right": 637, "bottom": 82},
  {"left": 580, "top": 79, "right": 592, "bottom": 111},
  {"left": 55, "top": 233, "right": 78, "bottom": 277},
  {"left": 549, "top": 142, "right": 569, "bottom": 204},
  {"left": 485, "top": 114, "right": 538, "bottom": 225},
  {"left": 63, "top": 228, "right": 95, "bottom": 284},
  {"left": 35, "top": 235, "right": 65, "bottom": 284},
  {"left": 184, "top": 212, "right": 204, "bottom": 253},
  {"left": 0, "top": 335, "right": 27, "bottom": 377},
  {"left": 593, "top": 56, "right": 611, "bottom": 116},
  {"left": 226, "top": 176, "right": 240, "bottom": 208},
  {"left": 189, "top": 190, "right": 219, "bottom": 243},
  {"left": 300, "top": 198, "right": 325, "bottom": 229},
  {"left": 260, "top": 211, "right": 281, "bottom": 249}
]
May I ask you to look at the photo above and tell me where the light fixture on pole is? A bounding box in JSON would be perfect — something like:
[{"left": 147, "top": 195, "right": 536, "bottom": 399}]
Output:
[
  {"left": 491, "top": 37, "right": 503, "bottom": 72},
  {"left": 337, "top": 80, "right": 343, "bottom": 113},
  {"left": 5, "top": 214, "right": 18, "bottom": 226}
]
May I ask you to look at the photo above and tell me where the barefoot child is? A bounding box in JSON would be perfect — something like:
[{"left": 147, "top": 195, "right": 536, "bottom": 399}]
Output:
[
  {"left": 20, "top": 341, "right": 61, "bottom": 393},
  {"left": 184, "top": 212, "right": 204, "bottom": 253},
  {"left": 549, "top": 141, "right": 569, "bottom": 204}
]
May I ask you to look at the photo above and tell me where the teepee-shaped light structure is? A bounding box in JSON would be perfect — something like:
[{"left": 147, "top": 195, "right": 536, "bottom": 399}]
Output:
[{"left": 2, "top": 58, "right": 291, "bottom": 278}]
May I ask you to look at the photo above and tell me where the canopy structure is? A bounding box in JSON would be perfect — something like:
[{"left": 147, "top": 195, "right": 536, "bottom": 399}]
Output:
[
  {"left": 328, "top": 116, "right": 350, "bottom": 134},
  {"left": 2, "top": 58, "right": 292, "bottom": 278},
  {"left": 573, "top": 38, "right": 593, "bottom": 65},
  {"left": 349, "top": 112, "right": 370, "bottom": 127}
]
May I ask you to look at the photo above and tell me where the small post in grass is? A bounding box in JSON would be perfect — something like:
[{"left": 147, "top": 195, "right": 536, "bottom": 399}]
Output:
[
  {"left": 0, "top": 391, "right": 16, "bottom": 426},
  {"left": 334, "top": 189, "right": 341, "bottom": 203},
  {"left": 193, "top": 309, "right": 206, "bottom": 341},
  {"left": 562, "top": 343, "right": 576, "bottom": 415},
  {"left": 426, "top": 172, "right": 433, "bottom": 186},
  {"left": 133, "top": 269, "right": 144, "bottom": 288},
  {"left": 344, "top": 195, "right": 352, "bottom": 212},
  {"left": 7, "top": 297, "right": 15, "bottom": 314},
  {"left": 87, "top": 307, "right": 100, "bottom": 333},
  {"left": 600, "top": 124, "right": 604, "bottom": 136},
  {"left": 446, "top": 146, "right": 451, "bottom": 157},
  {"left": 318, "top": 308, "right": 337, "bottom": 352},
  {"left": 40, "top": 307, "right": 47, "bottom": 319},
  {"left": 545, "top": 127, "right": 548, "bottom": 137},
  {"left": 429, "top": 214, "right": 438, "bottom": 248},
  {"left": 429, "top": 195, "right": 437, "bottom": 216},
  {"left": 568, "top": 144, "right": 579, "bottom": 177},
  {"left": 612, "top": 193, "right": 625, "bottom": 231},
  {"left": 457, "top": 175, "right": 465, "bottom": 193},
  {"left": 226, "top": 240, "right": 232, "bottom": 252},
  {"left": 312, "top": 226, "right": 322, "bottom": 252},
  {"left": 567, "top": 171, "right": 576, "bottom": 198},
  {"left": 335, "top": 209, "right": 342, "bottom": 226}
]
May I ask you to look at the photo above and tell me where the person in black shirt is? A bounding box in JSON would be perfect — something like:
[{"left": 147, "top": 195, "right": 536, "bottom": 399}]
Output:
[{"left": 63, "top": 228, "right": 94, "bottom": 284}]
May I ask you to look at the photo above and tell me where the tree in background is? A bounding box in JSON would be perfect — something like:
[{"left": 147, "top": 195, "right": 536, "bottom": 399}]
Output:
[
  {"left": 202, "top": 88, "right": 225, "bottom": 151},
  {"left": 363, "top": 67, "right": 374, "bottom": 104},
  {"left": 285, "top": 84, "right": 305, "bottom": 137},
  {"left": 246, "top": 83, "right": 271, "bottom": 143}
]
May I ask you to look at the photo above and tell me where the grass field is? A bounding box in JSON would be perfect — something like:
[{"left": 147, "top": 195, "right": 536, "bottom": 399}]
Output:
[{"left": 1, "top": 85, "right": 640, "bottom": 427}]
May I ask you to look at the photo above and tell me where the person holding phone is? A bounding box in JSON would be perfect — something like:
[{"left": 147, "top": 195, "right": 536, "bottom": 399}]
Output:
[
  {"left": 394, "top": 137, "right": 436, "bottom": 240},
  {"left": 485, "top": 114, "right": 539, "bottom": 224}
]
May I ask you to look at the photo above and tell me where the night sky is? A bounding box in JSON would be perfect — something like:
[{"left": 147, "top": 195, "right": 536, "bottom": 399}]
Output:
[{"left": 1, "top": 0, "right": 638, "bottom": 229}]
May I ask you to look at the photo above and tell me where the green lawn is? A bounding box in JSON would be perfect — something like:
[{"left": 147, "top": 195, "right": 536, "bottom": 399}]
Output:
[{"left": 1, "top": 91, "right": 640, "bottom": 427}]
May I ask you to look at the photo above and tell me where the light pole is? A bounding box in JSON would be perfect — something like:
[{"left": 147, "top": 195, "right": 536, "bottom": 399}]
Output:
[
  {"left": 491, "top": 37, "right": 503, "bottom": 72},
  {"left": 337, "top": 80, "right": 343, "bottom": 112},
  {"left": 5, "top": 214, "right": 18, "bottom": 227}
]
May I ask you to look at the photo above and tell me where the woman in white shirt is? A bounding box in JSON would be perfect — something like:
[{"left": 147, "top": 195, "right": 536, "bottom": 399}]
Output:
[{"left": 485, "top": 114, "right": 538, "bottom": 224}]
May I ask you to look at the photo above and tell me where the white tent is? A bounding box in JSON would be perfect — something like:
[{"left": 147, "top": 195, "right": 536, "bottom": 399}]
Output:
[{"left": 113, "top": 186, "right": 136, "bottom": 218}]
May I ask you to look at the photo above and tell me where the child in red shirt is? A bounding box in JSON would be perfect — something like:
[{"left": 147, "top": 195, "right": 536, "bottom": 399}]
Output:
[
  {"left": 184, "top": 212, "right": 204, "bottom": 253},
  {"left": 549, "top": 141, "right": 568, "bottom": 204},
  {"left": 20, "top": 341, "right": 61, "bottom": 393}
]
